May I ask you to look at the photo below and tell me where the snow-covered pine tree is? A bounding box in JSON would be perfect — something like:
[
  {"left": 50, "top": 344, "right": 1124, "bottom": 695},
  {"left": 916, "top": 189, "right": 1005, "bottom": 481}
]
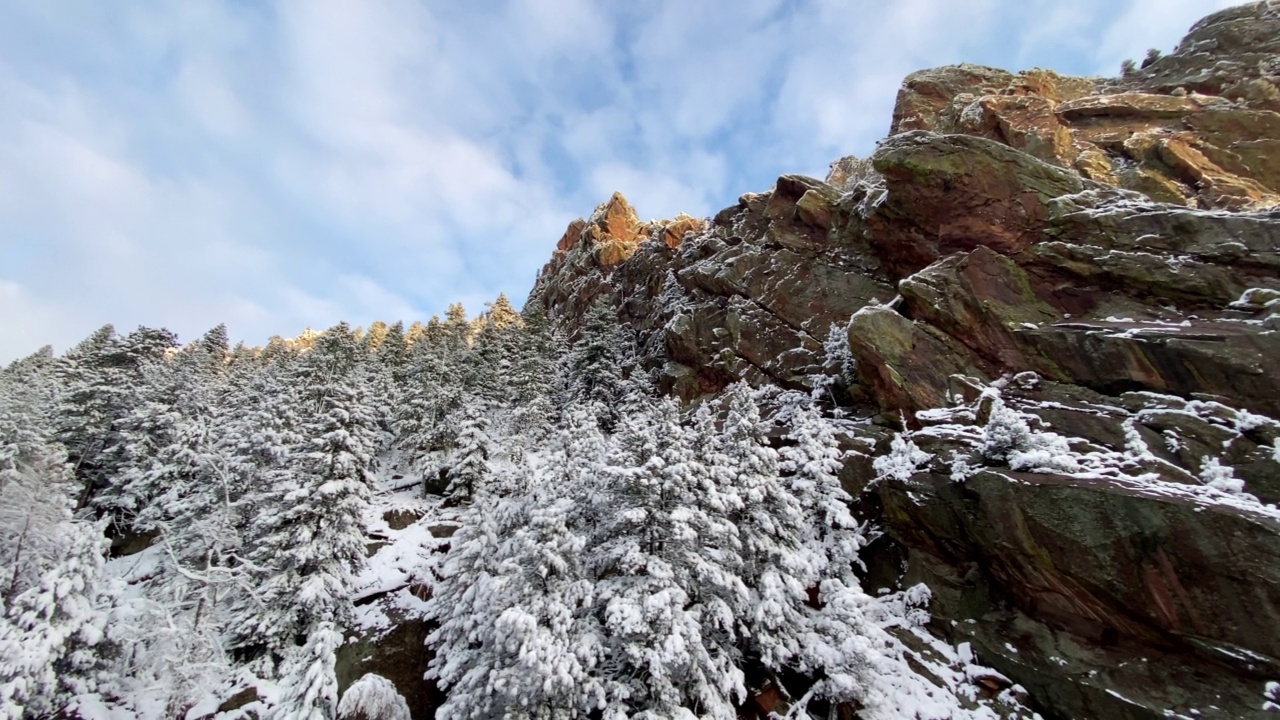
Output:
[
  {"left": 560, "top": 297, "right": 628, "bottom": 431},
  {"left": 394, "top": 313, "right": 468, "bottom": 470},
  {"left": 442, "top": 402, "right": 493, "bottom": 503},
  {"left": 53, "top": 324, "right": 119, "bottom": 508},
  {"left": 270, "top": 621, "right": 342, "bottom": 720},
  {"left": 512, "top": 302, "right": 558, "bottom": 407},
  {"left": 377, "top": 321, "right": 409, "bottom": 381},
  {"left": 780, "top": 403, "right": 866, "bottom": 580},
  {"left": 501, "top": 302, "right": 561, "bottom": 458},
  {"left": 710, "top": 383, "right": 816, "bottom": 672},
  {"left": 223, "top": 361, "right": 306, "bottom": 665},
  {"left": 591, "top": 397, "right": 747, "bottom": 718},
  {"left": 336, "top": 673, "right": 411, "bottom": 720},
  {"left": 0, "top": 517, "right": 113, "bottom": 719},
  {"left": 469, "top": 294, "right": 523, "bottom": 405},
  {"left": 424, "top": 492, "right": 524, "bottom": 716},
  {"left": 431, "top": 476, "right": 605, "bottom": 718},
  {"left": 116, "top": 324, "right": 232, "bottom": 536},
  {"left": 778, "top": 403, "right": 880, "bottom": 711},
  {"left": 0, "top": 376, "right": 76, "bottom": 611},
  {"left": 230, "top": 325, "right": 375, "bottom": 670},
  {"left": 77, "top": 326, "right": 180, "bottom": 515}
]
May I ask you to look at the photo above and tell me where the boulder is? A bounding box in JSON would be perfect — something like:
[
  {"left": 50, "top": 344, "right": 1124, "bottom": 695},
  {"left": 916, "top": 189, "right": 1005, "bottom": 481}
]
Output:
[{"left": 871, "top": 132, "right": 1085, "bottom": 272}]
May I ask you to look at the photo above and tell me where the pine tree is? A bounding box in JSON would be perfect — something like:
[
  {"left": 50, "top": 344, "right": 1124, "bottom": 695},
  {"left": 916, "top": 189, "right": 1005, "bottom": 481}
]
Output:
[
  {"left": 377, "top": 321, "right": 409, "bottom": 380},
  {"left": 114, "top": 327, "right": 231, "bottom": 535},
  {"left": 336, "top": 673, "right": 411, "bottom": 720},
  {"left": 230, "top": 326, "right": 375, "bottom": 668},
  {"left": 442, "top": 403, "right": 493, "bottom": 502},
  {"left": 713, "top": 383, "right": 815, "bottom": 670},
  {"left": 0, "top": 518, "right": 113, "bottom": 719},
  {"left": 560, "top": 297, "right": 628, "bottom": 431},
  {"left": 271, "top": 622, "right": 342, "bottom": 720},
  {"left": 591, "top": 397, "right": 746, "bottom": 717},
  {"left": 425, "top": 493, "right": 523, "bottom": 716},
  {"left": 53, "top": 324, "right": 118, "bottom": 508},
  {"left": 469, "top": 295, "right": 523, "bottom": 406},
  {"left": 781, "top": 404, "right": 866, "bottom": 580},
  {"left": 778, "top": 403, "right": 879, "bottom": 711}
]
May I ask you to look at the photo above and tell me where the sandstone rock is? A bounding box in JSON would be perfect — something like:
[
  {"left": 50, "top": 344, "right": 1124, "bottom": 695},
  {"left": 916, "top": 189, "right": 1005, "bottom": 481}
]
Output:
[
  {"left": 1158, "top": 135, "right": 1279, "bottom": 209},
  {"left": 556, "top": 218, "right": 585, "bottom": 252},
  {"left": 880, "top": 467, "right": 1280, "bottom": 719},
  {"left": 1129, "top": 2, "right": 1280, "bottom": 110},
  {"left": 1017, "top": 321, "right": 1280, "bottom": 416},
  {"left": 846, "top": 305, "right": 984, "bottom": 415},
  {"left": 1054, "top": 92, "right": 1201, "bottom": 120},
  {"left": 655, "top": 213, "right": 705, "bottom": 249},
  {"left": 870, "top": 132, "right": 1084, "bottom": 273},
  {"left": 899, "top": 247, "right": 1060, "bottom": 370},
  {"left": 881, "top": 4, "right": 1280, "bottom": 210},
  {"left": 890, "top": 64, "right": 1017, "bottom": 134}
]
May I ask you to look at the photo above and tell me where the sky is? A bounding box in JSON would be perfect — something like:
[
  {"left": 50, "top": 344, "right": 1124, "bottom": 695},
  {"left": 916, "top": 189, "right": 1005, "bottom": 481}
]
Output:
[{"left": 0, "top": 0, "right": 1241, "bottom": 362}]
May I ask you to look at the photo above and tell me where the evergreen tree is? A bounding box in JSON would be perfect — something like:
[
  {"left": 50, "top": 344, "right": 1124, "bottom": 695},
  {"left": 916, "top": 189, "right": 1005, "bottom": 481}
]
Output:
[
  {"left": 469, "top": 295, "right": 523, "bottom": 405},
  {"left": 781, "top": 403, "right": 866, "bottom": 580},
  {"left": 53, "top": 325, "right": 118, "bottom": 508},
  {"left": 113, "top": 327, "right": 231, "bottom": 534},
  {"left": 0, "top": 518, "right": 113, "bottom": 719},
  {"left": 591, "top": 398, "right": 746, "bottom": 717},
  {"left": 425, "top": 493, "right": 523, "bottom": 715},
  {"left": 442, "top": 403, "right": 493, "bottom": 502},
  {"left": 560, "top": 297, "right": 628, "bottom": 431},
  {"left": 711, "top": 383, "right": 815, "bottom": 670},
  {"left": 377, "top": 321, "right": 409, "bottom": 380},
  {"left": 230, "top": 326, "right": 375, "bottom": 668},
  {"left": 270, "top": 622, "right": 342, "bottom": 720}
]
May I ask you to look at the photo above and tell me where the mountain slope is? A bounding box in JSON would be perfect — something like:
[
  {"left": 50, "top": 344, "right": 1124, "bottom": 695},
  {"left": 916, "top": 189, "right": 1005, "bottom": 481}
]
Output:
[{"left": 530, "top": 3, "right": 1280, "bottom": 718}]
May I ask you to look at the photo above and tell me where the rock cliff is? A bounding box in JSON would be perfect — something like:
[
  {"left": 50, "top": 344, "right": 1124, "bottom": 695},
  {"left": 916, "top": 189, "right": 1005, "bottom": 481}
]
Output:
[{"left": 531, "top": 3, "right": 1280, "bottom": 718}]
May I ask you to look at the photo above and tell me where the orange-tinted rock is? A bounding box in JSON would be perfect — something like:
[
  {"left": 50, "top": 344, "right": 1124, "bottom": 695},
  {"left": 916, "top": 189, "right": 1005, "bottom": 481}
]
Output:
[
  {"left": 969, "top": 95, "right": 1076, "bottom": 166},
  {"left": 585, "top": 191, "right": 644, "bottom": 246},
  {"left": 890, "top": 64, "right": 1016, "bottom": 134},
  {"left": 656, "top": 213, "right": 705, "bottom": 249},
  {"left": 556, "top": 218, "right": 585, "bottom": 252},
  {"left": 1054, "top": 92, "right": 1200, "bottom": 120},
  {"left": 1158, "top": 135, "right": 1280, "bottom": 209},
  {"left": 884, "top": 6, "right": 1280, "bottom": 211}
]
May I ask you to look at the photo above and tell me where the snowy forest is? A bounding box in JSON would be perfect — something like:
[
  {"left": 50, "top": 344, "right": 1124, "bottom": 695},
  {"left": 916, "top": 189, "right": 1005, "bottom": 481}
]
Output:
[{"left": 0, "top": 294, "right": 1032, "bottom": 719}]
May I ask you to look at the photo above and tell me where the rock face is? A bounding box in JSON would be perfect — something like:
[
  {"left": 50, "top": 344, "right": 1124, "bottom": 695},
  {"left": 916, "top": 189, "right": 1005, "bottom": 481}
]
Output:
[
  {"left": 889, "top": 2, "right": 1280, "bottom": 210},
  {"left": 532, "top": 4, "right": 1280, "bottom": 718}
]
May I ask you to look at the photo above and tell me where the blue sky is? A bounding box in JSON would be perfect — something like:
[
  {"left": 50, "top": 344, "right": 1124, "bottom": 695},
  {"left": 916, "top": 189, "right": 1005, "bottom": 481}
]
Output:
[{"left": 0, "top": 0, "right": 1238, "bottom": 361}]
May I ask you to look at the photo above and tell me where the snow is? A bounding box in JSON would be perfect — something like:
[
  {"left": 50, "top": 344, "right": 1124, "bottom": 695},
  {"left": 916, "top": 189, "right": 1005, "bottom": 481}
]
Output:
[
  {"left": 336, "top": 673, "right": 410, "bottom": 720},
  {"left": 873, "top": 433, "right": 932, "bottom": 482}
]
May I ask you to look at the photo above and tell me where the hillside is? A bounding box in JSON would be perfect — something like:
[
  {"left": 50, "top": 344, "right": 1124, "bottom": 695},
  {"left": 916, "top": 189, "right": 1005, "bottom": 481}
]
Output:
[
  {"left": 529, "top": 2, "right": 1280, "bottom": 717},
  {"left": 1, "top": 3, "right": 1278, "bottom": 719}
]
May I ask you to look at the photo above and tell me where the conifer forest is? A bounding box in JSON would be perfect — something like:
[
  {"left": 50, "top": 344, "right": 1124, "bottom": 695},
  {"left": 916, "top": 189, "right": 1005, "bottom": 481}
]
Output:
[{"left": 2, "top": 296, "right": 1001, "bottom": 719}]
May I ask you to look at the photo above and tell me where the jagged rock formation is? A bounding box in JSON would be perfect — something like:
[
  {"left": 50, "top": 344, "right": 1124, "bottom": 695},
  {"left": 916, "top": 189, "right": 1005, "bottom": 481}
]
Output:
[
  {"left": 532, "top": 3, "right": 1280, "bottom": 718},
  {"left": 893, "top": 2, "right": 1280, "bottom": 210}
]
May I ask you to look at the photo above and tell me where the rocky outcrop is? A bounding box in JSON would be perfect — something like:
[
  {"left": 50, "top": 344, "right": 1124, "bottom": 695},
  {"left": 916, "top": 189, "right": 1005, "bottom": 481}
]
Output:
[
  {"left": 869, "top": 381, "right": 1280, "bottom": 719},
  {"left": 531, "top": 4, "right": 1280, "bottom": 718},
  {"left": 889, "top": 2, "right": 1280, "bottom": 210}
]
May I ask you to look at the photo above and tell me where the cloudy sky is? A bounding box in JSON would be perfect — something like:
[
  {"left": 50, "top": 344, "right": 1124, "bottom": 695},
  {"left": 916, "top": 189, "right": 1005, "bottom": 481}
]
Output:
[{"left": 0, "top": 0, "right": 1238, "bottom": 361}]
